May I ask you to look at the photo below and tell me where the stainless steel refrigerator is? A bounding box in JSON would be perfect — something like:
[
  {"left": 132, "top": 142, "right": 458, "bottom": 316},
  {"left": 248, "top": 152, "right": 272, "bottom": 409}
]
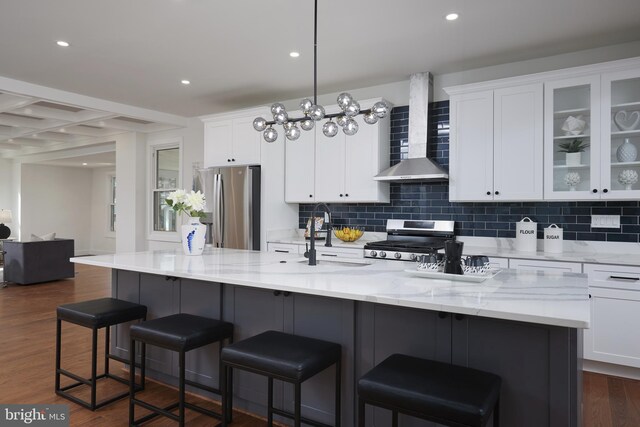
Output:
[{"left": 193, "top": 165, "right": 260, "bottom": 250}]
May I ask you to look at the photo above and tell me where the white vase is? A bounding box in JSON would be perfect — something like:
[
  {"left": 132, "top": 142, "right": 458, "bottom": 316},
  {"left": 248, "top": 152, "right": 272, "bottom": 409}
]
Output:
[
  {"left": 616, "top": 138, "right": 637, "bottom": 163},
  {"left": 565, "top": 152, "right": 582, "bottom": 166},
  {"left": 181, "top": 217, "right": 206, "bottom": 256}
]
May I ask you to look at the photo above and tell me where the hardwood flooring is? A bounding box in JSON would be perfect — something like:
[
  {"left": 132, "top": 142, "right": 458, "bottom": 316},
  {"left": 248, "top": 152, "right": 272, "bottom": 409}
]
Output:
[{"left": 1, "top": 264, "right": 640, "bottom": 426}]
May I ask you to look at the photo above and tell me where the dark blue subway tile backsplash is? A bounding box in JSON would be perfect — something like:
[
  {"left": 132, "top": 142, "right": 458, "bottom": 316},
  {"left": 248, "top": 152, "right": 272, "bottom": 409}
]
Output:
[{"left": 299, "top": 101, "right": 640, "bottom": 243}]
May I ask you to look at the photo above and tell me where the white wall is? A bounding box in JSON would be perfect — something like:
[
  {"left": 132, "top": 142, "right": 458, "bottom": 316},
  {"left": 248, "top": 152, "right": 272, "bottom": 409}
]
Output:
[
  {"left": 20, "top": 164, "right": 93, "bottom": 254},
  {"left": 90, "top": 167, "right": 116, "bottom": 255},
  {"left": 0, "top": 158, "right": 14, "bottom": 236}
]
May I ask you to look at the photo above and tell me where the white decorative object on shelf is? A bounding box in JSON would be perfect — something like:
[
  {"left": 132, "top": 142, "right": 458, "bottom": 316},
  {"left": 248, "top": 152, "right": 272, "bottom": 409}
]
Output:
[
  {"left": 561, "top": 115, "right": 586, "bottom": 136},
  {"left": 566, "top": 152, "right": 582, "bottom": 166},
  {"left": 613, "top": 110, "right": 640, "bottom": 131},
  {"left": 618, "top": 169, "right": 639, "bottom": 191},
  {"left": 616, "top": 138, "right": 638, "bottom": 162},
  {"left": 564, "top": 172, "right": 581, "bottom": 191}
]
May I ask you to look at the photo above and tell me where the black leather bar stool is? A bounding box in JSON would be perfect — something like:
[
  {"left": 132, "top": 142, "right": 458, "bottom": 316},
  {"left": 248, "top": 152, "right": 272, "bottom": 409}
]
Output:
[
  {"left": 128, "top": 313, "right": 233, "bottom": 427},
  {"left": 358, "top": 354, "right": 501, "bottom": 427},
  {"left": 55, "top": 297, "right": 148, "bottom": 410},
  {"left": 221, "top": 330, "right": 341, "bottom": 427}
]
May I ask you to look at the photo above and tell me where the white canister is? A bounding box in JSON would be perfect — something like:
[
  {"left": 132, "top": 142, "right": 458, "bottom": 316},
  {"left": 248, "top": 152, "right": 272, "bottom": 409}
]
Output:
[
  {"left": 515, "top": 217, "right": 537, "bottom": 252},
  {"left": 544, "top": 224, "right": 563, "bottom": 253}
]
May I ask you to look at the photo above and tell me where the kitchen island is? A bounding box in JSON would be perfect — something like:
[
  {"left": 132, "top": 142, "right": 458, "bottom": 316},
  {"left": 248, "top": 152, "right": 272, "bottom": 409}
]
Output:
[{"left": 72, "top": 248, "right": 590, "bottom": 427}]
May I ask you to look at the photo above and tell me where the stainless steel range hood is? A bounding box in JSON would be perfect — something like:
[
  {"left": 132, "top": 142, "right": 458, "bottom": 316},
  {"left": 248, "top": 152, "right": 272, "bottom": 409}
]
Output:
[{"left": 374, "top": 72, "right": 449, "bottom": 182}]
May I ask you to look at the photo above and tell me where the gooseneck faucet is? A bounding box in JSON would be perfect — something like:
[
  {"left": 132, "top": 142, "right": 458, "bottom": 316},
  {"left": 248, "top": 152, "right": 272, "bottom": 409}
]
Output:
[{"left": 305, "top": 203, "right": 332, "bottom": 266}]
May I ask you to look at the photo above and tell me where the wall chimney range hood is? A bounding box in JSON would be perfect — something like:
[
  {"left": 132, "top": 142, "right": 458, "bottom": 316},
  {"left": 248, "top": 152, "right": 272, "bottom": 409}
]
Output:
[{"left": 374, "top": 72, "right": 449, "bottom": 182}]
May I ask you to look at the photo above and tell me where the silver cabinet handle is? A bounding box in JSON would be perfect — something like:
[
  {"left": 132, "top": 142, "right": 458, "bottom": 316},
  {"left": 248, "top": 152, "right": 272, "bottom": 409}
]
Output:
[
  {"left": 609, "top": 275, "right": 640, "bottom": 281},
  {"left": 321, "top": 253, "right": 338, "bottom": 257},
  {"left": 274, "top": 249, "right": 289, "bottom": 253}
]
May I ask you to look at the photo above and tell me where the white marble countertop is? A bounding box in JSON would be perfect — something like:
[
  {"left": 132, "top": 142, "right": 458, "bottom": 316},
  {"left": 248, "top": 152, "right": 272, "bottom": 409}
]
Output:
[{"left": 72, "top": 248, "right": 590, "bottom": 329}]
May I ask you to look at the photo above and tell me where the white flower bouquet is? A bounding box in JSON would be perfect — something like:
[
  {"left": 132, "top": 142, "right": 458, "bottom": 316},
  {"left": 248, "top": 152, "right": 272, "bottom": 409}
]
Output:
[{"left": 166, "top": 189, "right": 206, "bottom": 218}]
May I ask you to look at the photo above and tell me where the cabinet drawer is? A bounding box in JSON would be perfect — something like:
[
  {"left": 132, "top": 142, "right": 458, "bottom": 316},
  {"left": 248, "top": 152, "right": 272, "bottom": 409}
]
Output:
[
  {"left": 316, "top": 246, "right": 364, "bottom": 259},
  {"left": 509, "top": 258, "right": 582, "bottom": 273},
  {"left": 584, "top": 263, "right": 640, "bottom": 291},
  {"left": 267, "top": 243, "right": 300, "bottom": 255}
]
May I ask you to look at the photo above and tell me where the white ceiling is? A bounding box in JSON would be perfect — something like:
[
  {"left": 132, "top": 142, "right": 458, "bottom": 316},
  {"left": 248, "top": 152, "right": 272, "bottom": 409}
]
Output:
[
  {"left": 32, "top": 151, "right": 115, "bottom": 168},
  {"left": 1, "top": 0, "right": 640, "bottom": 118}
]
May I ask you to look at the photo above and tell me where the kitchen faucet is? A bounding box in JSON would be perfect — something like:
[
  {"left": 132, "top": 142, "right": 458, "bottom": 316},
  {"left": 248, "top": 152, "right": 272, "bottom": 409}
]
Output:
[{"left": 304, "top": 203, "right": 332, "bottom": 266}]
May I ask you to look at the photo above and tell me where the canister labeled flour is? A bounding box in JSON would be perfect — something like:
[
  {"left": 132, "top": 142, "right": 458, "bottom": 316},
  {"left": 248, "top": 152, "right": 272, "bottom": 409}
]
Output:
[
  {"left": 544, "top": 224, "right": 563, "bottom": 253},
  {"left": 515, "top": 217, "right": 537, "bottom": 252}
]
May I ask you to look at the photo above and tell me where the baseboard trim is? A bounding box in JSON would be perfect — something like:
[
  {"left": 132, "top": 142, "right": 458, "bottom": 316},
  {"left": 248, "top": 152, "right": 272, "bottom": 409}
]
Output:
[{"left": 583, "top": 359, "right": 640, "bottom": 380}]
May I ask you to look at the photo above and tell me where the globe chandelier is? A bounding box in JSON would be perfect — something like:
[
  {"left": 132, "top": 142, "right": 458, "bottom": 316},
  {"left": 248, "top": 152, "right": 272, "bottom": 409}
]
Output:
[{"left": 252, "top": 0, "right": 390, "bottom": 142}]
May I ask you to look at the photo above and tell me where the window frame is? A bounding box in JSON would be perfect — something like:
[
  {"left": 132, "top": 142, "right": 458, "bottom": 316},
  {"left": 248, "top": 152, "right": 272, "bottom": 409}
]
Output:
[
  {"left": 107, "top": 172, "right": 116, "bottom": 236},
  {"left": 147, "top": 138, "right": 183, "bottom": 242}
]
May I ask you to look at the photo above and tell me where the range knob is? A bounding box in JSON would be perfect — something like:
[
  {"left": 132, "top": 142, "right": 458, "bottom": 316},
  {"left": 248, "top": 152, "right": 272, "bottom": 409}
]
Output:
[
  {"left": 369, "top": 251, "right": 377, "bottom": 257},
  {"left": 394, "top": 252, "right": 402, "bottom": 259},
  {"left": 379, "top": 251, "right": 387, "bottom": 258},
  {"left": 409, "top": 254, "right": 417, "bottom": 261}
]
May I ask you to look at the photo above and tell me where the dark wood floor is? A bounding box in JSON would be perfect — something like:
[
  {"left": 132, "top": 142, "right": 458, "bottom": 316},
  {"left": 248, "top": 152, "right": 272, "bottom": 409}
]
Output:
[{"left": 1, "top": 264, "right": 640, "bottom": 426}]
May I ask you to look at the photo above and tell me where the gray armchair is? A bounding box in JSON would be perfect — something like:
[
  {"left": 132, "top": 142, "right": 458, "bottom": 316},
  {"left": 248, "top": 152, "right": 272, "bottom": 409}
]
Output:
[{"left": 3, "top": 239, "right": 75, "bottom": 285}]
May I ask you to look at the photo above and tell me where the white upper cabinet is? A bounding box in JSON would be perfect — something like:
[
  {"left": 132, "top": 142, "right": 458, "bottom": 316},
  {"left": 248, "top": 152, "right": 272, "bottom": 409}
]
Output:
[
  {"left": 544, "top": 75, "right": 601, "bottom": 200},
  {"left": 601, "top": 69, "right": 640, "bottom": 199},
  {"left": 285, "top": 98, "right": 391, "bottom": 204},
  {"left": 449, "top": 84, "right": 542, "bottom": 202},
  {"left": 201, "top": 109, "right": 263, "bottom": 168}
]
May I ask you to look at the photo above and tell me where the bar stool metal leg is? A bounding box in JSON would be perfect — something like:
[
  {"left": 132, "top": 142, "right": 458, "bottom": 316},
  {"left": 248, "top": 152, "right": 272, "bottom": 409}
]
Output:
[
  {"left": 90, "top": 327, "right": 98, "bottom": 410},
  {"left": 55, "top": 319, "right": 62, "bottom": 392},
  {"left": 392, "top": 411, "right": 398, "bottom": 427},
  {"left": 104, "top": 326, "right": 110, "bottom": 376},
  {"left": 335, "top": 359, "right": 341, "bottom": 427},
  {"left": 294, "top": 382, "right": 302, "bottom": 427},
  {"left": 267, "top": 377, "right": 274, "bottom": 426},
  {"left": 129, "top": 338, "right": 136, "bottom": 427},
  {"left": 179, "top": 351, "right": 186, "bottom": 427},
  {"left": 358, "top": 398, "right": 365, "bottom": 427},
  {"left": 494, "top": 399, "right": 500, "bottom": 427},
  {"left": 221, "top": 365, "right": 228, "bottom": 427}
]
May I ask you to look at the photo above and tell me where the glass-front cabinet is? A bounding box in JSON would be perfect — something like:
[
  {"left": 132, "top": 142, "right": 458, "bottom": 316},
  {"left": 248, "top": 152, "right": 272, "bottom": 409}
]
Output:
[
  {"left": 601, "top": 69, "right": 640, "bottom": 199},
  {"left": 544, "top": 75, "right": 601, "bottom": 200}
]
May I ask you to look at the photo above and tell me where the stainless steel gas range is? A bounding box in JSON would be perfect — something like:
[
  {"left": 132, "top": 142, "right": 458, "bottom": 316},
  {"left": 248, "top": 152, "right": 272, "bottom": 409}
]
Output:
[{"left": 363, "top": 219, "right": 455, "bottom": 261}]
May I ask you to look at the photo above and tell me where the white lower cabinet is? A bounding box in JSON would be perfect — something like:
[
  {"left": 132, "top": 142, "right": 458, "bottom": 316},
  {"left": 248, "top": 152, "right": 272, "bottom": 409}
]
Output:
[
  {"left": 584, "top": 263, "right": 640, "bottom": 368},
  {"left": 487, "top": 257, "right": 509, "bottom": 269},
  {"left": 508, "top": 258, "right": 582, "bottom": 273},
  {"left": 266, "top": 243, "right": 300, "bottom": 254},
  {"left": 315, "top": 246, "right": 364, "bottom": 259}
]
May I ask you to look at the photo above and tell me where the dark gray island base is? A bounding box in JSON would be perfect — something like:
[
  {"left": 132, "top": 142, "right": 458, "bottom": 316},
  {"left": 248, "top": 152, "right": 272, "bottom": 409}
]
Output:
[{"left": 111, "top": 269, "right": 581, "bottom": 427}]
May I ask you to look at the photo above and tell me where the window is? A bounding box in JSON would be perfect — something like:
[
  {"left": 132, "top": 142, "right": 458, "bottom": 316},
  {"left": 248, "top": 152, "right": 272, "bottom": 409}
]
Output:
[
  {"left": 108, "top": 175, "right": 116, "bottom": 232},
  {"left": 152, "top": 146, "right": 180, "bottom": 232}
]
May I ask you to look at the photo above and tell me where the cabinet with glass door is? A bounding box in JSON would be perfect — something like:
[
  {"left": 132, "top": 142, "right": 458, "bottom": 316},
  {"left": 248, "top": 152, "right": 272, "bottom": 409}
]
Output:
[
  {"left": 601, "top": 69, "right": 640, "bottom": 199},
  {"left": 544, "top": 75, "right": 601, "bottom": 200}
]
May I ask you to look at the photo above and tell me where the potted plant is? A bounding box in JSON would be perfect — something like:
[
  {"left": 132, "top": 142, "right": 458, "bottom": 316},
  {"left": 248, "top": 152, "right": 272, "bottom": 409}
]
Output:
[
  {"left": 166, "top": 190, "right": 207, "bottom": 255},
  {"left": 558, "top": 139, "right": 589, "bottom": 166}
]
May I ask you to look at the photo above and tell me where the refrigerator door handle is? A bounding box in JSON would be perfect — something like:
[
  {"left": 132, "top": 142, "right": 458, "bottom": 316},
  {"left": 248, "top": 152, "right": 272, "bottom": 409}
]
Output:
[{"left": 213, "top": 174, "right": 225, "bottom": 247}]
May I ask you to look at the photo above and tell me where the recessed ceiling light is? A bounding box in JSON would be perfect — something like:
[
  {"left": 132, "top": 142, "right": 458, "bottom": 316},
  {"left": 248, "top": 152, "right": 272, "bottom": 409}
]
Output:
[
  {"left": 56, "top": 40, "right": 70, "bottom": 47},
  {"left": 289, "top": 51, "right": 300, "bottom": 58},
  {"left": 82, "top": 163, "right": 88, "bottom": 166},
  {"left": 445, "top": 13, "right": 459, "bottom": 21},
  {"left": 24, "top": 108, "right": 32, "bottom": 115},
  {"left": 181, "top": 79, "right": 191, "bottom": 85},
  {"left": 8, "top": 139, "right": 14, "bottom": 142},
  {"left": 60, "top": 128, "right": 66, "bottom": 133}
]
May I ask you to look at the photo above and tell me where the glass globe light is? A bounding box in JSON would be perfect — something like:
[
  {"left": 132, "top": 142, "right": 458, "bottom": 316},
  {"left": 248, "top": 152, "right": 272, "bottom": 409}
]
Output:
[
  {"left": 337, "top": 93, "right": 353, "bottom": 110},
  {"left": 274, "top": 111, "right": 288, "bottom": 125},
  {"left": 344, "top": 101, "right": 361, "bottom": 117},
  {"left": 343, "top": 118, "right": 359, "bottom": 136},
  {"left": 336, "top": 115, "right": 348, "bottom": 127},
  {"left": 271, "top": 103, "right": 286, "bottom": 115},
  {"left": 309, "top": 105, "right": 325, "bottom": 121},
  {"left": 300, "top": 98, "right": 314, "bottom": 115},
  {"left": 322, "top": 121, "right": 339, "bottom": 138},
  {"left": 263, "top": 127, "right": 278, "bottom": 143},
  {"left": 283, "top": 121, "right": 295, "bottom": 130},
  {"left": 300, "top": 118, "right": 315, "bottom": 131},
  {"left": 363, "top": 112, "right": 378, "bottom": 124},
  {"left": 285, "top": 125, "right": 301, "bottom": 141},
  {"left": 253, "top": 117, "right": 267, "bottom": 131},
  {"left": 372, "top": 101, "right": 390, "bottom": 118}
]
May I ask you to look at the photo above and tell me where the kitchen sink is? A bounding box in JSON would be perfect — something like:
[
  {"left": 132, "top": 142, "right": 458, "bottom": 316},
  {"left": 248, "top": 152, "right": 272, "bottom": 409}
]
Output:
[{"left": 296, "top": 257, "right": 372, "bottom": 267}]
